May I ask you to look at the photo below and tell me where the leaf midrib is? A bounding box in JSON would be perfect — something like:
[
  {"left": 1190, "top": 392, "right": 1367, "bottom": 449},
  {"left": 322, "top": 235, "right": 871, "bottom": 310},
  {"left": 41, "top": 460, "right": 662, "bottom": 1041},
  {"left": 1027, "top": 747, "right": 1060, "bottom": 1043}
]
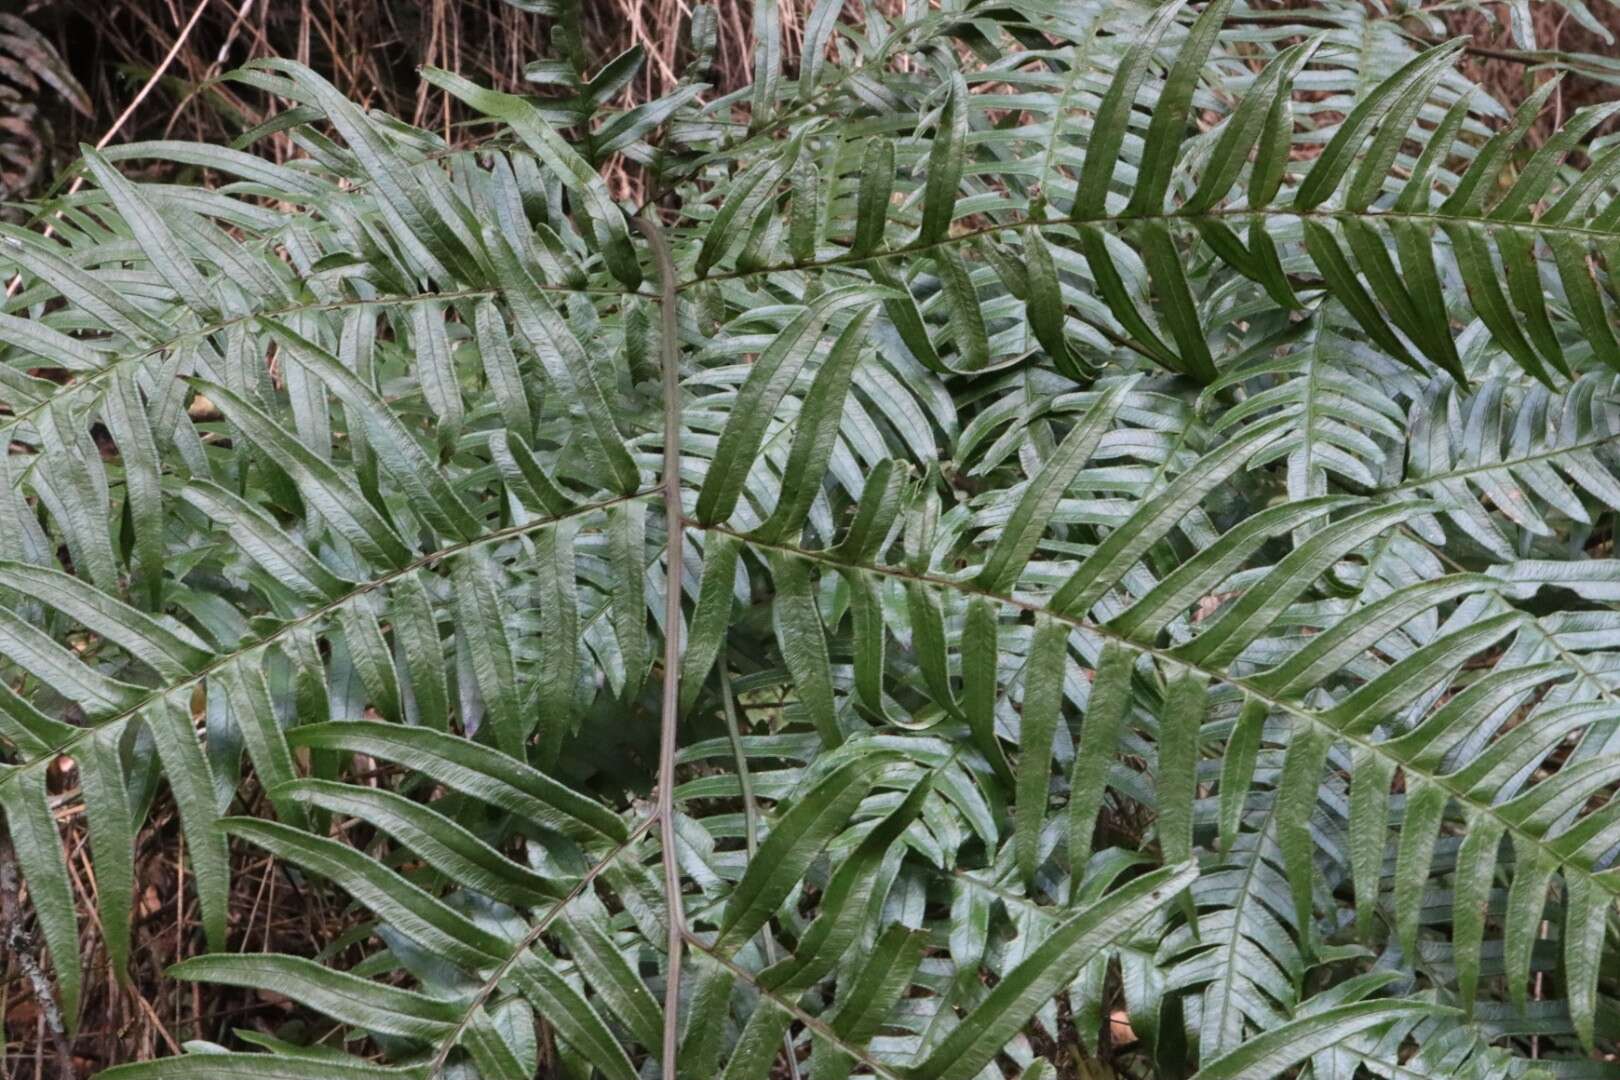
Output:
[
  {"left": 685, "top": 205, "right": 1620, "bottom": 288},
  {"left": 0, "top": 489, "right": 657, "bottom": 793},
  {"left": 17, "top": 197, "right": 1616, "bottom": 461},
  {"left": 711, "top": 522, "right": 1620, "bottom": 904}
]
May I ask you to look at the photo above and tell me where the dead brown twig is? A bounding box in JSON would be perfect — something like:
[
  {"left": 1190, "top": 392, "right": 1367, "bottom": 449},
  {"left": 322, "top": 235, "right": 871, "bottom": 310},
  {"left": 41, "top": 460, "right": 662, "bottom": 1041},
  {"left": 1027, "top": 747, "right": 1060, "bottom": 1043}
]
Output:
[
  {"left": 0, "top": 835, "right": 74, "bottom": 1080},
  {"left": 3, "top": 0, "right": 213, "bottom": 299}
]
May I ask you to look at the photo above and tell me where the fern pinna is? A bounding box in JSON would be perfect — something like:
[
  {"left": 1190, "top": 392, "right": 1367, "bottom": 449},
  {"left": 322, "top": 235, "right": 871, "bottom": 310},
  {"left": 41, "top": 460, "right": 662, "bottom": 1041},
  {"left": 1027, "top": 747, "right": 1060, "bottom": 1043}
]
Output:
[{"left": 5, "top": 1, "right": 1620, "bottom": 1077}]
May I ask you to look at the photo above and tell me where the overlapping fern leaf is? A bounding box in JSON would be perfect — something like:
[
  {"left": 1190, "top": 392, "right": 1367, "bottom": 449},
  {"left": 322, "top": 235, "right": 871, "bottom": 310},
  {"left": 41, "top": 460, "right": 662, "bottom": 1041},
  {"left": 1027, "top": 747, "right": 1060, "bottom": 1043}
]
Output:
[{"left": 10, "top": 1, "right": 1620, "bottom": 1077}]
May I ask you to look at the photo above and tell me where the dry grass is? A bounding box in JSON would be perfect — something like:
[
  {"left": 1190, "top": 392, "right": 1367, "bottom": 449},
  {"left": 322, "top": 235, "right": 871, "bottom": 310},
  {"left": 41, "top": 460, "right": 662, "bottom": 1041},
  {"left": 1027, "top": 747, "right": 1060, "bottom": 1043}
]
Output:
[
  {"left": 1444, "top": 4, "right": 1620, "bottom": 145},
  {"left": 2, "top": 775, "right": 372, "bottom": 1077},
  {"left": 19, "top": 0, "right": 792, "bottom": 161}
]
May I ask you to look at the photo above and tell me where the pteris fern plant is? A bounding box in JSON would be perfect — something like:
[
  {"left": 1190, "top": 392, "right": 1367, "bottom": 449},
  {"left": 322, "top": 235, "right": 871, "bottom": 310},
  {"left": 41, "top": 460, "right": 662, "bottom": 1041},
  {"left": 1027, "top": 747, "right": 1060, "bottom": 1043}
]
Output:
[{"left": 9, "top": 0, "right": 1620, "bottom": 1077}]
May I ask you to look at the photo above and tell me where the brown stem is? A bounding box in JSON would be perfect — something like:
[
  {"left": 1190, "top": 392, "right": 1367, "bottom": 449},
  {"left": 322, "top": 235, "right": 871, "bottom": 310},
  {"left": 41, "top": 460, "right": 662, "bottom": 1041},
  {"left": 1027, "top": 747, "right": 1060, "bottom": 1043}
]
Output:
[{"left": 635, "top": 212, "right": 688, "bottom": 1080}]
